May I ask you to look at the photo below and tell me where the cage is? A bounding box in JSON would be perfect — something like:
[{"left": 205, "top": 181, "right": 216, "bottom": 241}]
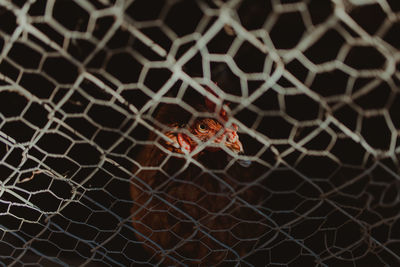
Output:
[{"left": 0, "top": 0, "right": 399, "bottom": 266}]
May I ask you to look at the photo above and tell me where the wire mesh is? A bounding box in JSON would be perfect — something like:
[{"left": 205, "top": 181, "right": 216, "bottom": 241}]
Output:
[{"left": 0, "top": 0, "right": 399, "bottom": 266}]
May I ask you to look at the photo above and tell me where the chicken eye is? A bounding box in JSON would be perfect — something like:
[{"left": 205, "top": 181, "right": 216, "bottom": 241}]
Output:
[{"left": 197, "top": 123, "right": 208, "bottom": 132}]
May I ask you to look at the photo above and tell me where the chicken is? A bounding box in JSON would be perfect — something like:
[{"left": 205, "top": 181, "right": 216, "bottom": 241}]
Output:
[{"left": 130, "top": 87, "right": 266, "bottom": 266}]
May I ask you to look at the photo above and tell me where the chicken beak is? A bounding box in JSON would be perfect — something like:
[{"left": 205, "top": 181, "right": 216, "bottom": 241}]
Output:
[
  {"left": 223, "top": 127, "right": 252, "bottom": 167},
  {"left": 225, "top": 139, "right": 244, "bottom": 154},
  {"left": 222, "top": 127, "right": 243, "bottom": 154},
  {"left": 225, "top": 139, "right": 252, "bottom": 167}
]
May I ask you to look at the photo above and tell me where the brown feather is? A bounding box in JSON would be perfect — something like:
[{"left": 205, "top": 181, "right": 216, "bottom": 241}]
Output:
[{"left": 130, "top": 101, "right": 267, "bottom": 266}]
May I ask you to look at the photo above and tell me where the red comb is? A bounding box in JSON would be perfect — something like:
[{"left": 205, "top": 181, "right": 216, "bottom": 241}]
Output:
[{"left": 204, "top": 86, "right": 229, "bottom": 121}]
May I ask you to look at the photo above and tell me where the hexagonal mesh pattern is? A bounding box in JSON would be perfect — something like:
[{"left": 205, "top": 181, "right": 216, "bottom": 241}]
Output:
[{"left": 0, "top": 0, "right": 399, "bottom": 266}]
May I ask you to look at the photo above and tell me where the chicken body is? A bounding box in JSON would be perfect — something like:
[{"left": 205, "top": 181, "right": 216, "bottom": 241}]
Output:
[{"left": 130, "top": 101, "right": 266, "bottom": 266}]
